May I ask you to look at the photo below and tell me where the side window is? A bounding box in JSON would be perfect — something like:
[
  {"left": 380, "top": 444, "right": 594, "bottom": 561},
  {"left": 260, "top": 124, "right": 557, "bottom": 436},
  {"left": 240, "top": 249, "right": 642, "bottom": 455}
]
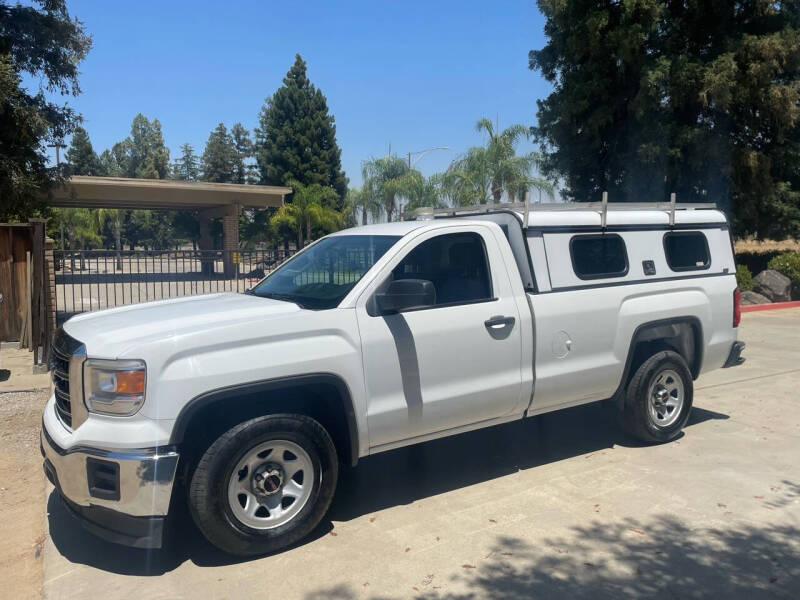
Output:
[
  {"left": 392, "top": 232, "right": 493, "bottom": 306},
  {"left": 569, "top": 234, "right": 628, "bottom": 280},
  {"left": 663, "top": 231, "right": 710, "bottom": 271}
]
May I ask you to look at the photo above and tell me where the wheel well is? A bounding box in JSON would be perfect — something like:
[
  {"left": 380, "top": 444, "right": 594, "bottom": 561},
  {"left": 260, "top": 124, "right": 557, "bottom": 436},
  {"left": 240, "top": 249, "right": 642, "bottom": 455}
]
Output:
[
  {"left": 614, "top": 319, "right": 702, "bottom": 407},
  {"left": 173, "top": 376, "right": 357, "bottom": 482}
]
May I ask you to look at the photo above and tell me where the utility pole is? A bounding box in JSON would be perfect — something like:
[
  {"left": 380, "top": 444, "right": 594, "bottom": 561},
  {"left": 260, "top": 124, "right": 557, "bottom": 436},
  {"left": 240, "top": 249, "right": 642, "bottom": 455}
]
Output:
[
  {"left": 48, "top": 142, "right": 66, "bottom": 166},
  {"left": 48, "top": 142, "right": 67, "bottom": 251}
]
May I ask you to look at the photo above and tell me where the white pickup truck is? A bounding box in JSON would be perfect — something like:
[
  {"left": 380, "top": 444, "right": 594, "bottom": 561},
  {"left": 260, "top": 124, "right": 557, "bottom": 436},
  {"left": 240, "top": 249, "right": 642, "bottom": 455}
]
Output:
[{"left": 41, "top": 202, "right": 745, "bottom": 555}]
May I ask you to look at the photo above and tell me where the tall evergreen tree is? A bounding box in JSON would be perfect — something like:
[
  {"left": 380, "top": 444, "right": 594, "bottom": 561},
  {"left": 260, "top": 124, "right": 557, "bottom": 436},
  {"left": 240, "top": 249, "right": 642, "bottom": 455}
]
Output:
[
  {"left": 99, "top": 114, "right": 172, "bottom": 249},
  {"left": 128, "top": 114, "right": 170, "bottom": 179},
  {"left": 0, "top": 0, "right": 91, "bottom": 221},
  {"left": 172, "top": 142, "right": 200, "bottom": 181},
  {"left": 255, "top": 54, "right": 348, "bottom": 206},
  {"left": 201, "top": 123, "right": 235, "bottom": 183},
  {"left": 530, "top": 1, "right": 800, "bottom": 238},
  {"left": 65, "top": 126, "right": 103, "bottom": 176},
  {"left": 230, "top": 123, "right": 255, "bottom": 184}
]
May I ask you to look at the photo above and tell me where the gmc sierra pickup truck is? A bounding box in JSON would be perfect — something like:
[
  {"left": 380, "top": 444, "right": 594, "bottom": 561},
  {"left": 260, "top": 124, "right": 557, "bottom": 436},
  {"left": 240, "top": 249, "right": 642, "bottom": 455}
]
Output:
[{"left": 42, "top": 202, "right": 745, "bottom": 556}]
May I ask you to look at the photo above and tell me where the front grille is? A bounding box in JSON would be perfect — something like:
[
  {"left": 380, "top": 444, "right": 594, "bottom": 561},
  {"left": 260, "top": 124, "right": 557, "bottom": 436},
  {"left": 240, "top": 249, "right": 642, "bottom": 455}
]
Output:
[{"left": 50, "top": 328, "right": 83, "bottom": 428}]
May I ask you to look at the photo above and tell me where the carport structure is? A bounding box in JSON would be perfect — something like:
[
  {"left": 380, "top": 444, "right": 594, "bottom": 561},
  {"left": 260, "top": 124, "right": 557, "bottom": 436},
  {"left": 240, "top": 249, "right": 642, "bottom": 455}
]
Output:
[{"left": 49, "top": 176, "right": 291, "bottom": 275}]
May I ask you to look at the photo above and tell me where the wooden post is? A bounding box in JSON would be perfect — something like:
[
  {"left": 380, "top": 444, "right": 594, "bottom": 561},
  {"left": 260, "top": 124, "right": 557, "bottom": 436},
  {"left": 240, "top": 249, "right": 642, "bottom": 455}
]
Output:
[{"left": 29, "top": 219, "right": 44, "bottom": 364}]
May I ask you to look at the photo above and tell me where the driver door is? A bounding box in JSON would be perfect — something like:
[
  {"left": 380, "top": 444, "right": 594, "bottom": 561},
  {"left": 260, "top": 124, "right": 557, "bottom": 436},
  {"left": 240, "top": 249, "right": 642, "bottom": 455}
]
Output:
[{"left": 355, "top": 225, "right": 525, "bottom": 449}]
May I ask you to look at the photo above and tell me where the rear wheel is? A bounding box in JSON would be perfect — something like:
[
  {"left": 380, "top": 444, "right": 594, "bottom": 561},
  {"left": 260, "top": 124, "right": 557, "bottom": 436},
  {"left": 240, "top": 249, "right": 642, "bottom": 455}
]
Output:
[
  {"left": 621, "top": 350, "right": 693, "bottom": 443},
  {"left": 188, "top": 414, "right": 338, "bottom": 556}
]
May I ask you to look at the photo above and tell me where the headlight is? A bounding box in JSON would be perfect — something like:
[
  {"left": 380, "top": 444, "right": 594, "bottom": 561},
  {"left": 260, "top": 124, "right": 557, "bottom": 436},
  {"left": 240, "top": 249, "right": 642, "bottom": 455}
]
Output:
[{"left": 83, "top": 359, "right": 146, "bottom": 416}]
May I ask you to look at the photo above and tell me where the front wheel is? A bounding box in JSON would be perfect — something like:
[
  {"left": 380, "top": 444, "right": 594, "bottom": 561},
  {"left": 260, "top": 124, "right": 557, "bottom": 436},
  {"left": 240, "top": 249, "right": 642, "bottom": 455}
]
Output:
[
  {"left": 187, "top": 414, "right": 338, "bottom": 556},
  {"left": 620, "top": 350, "right": 693, "bottom": 443}
]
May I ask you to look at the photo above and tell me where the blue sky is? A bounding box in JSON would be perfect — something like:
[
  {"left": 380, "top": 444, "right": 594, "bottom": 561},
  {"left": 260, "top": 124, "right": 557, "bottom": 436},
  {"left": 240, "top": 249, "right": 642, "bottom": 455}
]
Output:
[{"left": 48, "top": 1, "right": 551, "bottom": 186}]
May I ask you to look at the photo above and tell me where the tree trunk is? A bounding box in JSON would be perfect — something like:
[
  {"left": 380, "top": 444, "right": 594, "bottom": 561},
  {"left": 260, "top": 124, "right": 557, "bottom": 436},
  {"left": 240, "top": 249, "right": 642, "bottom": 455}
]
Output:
[
  {"left": 67, "top": 230, "right": 76, "bottom": 271},
  {"left": 361, "top": 206, "right": 368, "bottom": 226},
  {"left": 306, "top": 215, "right": 311, "bottom": 245},
  {"left": 492, "top": 179, "right": 503, "bottom": 203},
  {"left": 114, "top": 212, "right": 122, "bottom": 270},
  {"left": 386, "top": 196, "right": 394, "bottom": 222}
]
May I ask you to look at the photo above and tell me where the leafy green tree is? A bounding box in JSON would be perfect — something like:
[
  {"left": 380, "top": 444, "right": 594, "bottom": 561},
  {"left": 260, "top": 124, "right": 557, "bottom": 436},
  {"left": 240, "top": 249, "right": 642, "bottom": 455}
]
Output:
[
  {"left": 270, "top": 181, "right": 342, "bottom": 248},
  {"left": 240, "top": 208, "right": 274, "bottom": 248},
  {"left": 0, "top": 0, "right": 91, "bottom": 221},
  {"left": 57, "top": 208, "right": 101, "bottom": 250},
  {"left": 201, "top": 123, "right": 235, "bottom": 183},
  {"left": 256, "top": 54, "right": 348, "bottom": 205},
  {"left": 530, "top": 0, "right": 800, "bottom": 237},
  {"left": 65, "top": 126, "right": 103, "bottom": 176},
  {"left": 172, "top": 143, "right": 200, "bottom": 181},
  {"left": 123, "top": 210, "right": 173, "bottom": 251}
]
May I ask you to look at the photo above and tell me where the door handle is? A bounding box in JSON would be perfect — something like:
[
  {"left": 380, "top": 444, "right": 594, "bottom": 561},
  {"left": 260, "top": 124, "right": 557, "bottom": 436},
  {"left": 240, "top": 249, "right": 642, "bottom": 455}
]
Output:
[{"left": 484, "top": 315, "right": 515, "bottom": 329}]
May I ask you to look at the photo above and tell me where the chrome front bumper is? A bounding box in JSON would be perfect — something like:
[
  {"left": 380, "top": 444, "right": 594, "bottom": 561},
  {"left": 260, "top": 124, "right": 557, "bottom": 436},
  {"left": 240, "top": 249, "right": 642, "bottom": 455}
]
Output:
[{"left": 40, "top": 423, "right": 179, "bottom": 518}]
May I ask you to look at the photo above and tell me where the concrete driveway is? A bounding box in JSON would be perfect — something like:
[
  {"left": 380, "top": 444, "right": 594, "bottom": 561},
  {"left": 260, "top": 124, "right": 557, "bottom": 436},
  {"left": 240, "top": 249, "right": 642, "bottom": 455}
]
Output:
[{"left": 42, "top": 309, "right": 800, "bottom": 599}]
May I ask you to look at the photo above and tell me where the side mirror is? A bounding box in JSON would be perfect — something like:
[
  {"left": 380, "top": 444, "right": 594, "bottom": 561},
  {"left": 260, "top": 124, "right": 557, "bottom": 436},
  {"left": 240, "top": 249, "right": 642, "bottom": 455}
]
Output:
[{"left": 375, "top": 279, "right": 436, "bottom": 314}]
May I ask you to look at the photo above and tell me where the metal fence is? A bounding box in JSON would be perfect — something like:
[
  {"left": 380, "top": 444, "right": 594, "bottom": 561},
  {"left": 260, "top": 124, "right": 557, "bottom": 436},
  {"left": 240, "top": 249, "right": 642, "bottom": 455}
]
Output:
[{"left": 53, "top": 249, "right": 296, "bottom": 325}]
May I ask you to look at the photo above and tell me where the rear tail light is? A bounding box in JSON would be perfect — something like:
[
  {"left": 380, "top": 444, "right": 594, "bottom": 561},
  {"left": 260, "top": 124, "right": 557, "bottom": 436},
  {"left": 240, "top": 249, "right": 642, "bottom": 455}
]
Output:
[{"left": 733, "top": 288, "right": 741, "bottom": 327}]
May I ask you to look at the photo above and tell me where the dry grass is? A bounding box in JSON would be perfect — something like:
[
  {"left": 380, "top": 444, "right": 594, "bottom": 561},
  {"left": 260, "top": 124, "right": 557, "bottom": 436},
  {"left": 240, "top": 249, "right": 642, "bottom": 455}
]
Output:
[{"left": 734, "top": 238, "right": 800, "bottom": 254}]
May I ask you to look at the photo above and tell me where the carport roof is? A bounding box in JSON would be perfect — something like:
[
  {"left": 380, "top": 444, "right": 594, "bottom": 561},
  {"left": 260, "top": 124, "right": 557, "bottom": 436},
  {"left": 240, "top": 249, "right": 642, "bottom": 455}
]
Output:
[{"left": 48, "top": 176, "right": 291, "bottom": 211}]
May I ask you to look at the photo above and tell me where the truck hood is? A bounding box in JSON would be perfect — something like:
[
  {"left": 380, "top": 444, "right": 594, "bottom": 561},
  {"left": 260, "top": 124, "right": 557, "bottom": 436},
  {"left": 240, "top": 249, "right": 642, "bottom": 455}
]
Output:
[{"left": 63, "top": 293, "right": 302, "bottom": 357}]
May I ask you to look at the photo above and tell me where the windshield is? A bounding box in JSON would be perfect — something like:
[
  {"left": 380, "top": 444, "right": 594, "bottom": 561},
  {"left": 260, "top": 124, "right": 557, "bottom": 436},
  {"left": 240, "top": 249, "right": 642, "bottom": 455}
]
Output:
[{"left": 250, "top": 235, "right": 400, "bottom": 310}]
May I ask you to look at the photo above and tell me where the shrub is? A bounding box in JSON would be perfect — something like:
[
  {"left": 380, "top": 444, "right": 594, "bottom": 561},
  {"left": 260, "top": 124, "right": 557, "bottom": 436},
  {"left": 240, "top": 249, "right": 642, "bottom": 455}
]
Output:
[
  {"left": 735, "top": 264, "right": 754, "bottom": 291},
  {"left": 734, "top": 250, "right": 783, "bottom": 275},
  {"left": 767, "top": 251, "right": 800, "bottom": 299}
]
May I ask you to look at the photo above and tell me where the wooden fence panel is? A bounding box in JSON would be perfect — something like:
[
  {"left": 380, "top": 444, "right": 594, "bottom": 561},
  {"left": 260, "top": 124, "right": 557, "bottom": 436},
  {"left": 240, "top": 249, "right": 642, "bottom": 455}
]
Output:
[{"left": 0, "top": 225, "right": 34, "bottom": 343}]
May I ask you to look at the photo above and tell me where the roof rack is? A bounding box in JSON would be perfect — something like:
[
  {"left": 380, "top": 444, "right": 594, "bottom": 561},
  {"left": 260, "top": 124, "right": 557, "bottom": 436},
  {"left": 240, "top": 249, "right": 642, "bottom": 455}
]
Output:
[{"left": 409, "top": 192, "right": 716, "bottom": 228}]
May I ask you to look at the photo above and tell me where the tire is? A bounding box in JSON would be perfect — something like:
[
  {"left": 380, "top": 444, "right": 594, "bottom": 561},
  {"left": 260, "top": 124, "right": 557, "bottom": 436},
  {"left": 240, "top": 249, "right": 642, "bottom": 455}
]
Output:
[
  {"left": 187, "top": 414, "right": 338, "bottom": 556},
  {"left": 620, "top": 350, "right": 693, "bottom": 443}
]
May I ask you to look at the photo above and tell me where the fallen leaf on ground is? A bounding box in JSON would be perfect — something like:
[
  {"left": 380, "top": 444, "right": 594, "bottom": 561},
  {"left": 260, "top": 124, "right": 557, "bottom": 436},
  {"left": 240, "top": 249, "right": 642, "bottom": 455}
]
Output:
[
  {"left": 330, "top": 531, "right": 338, "bottom": 536},
  {"left": 462, "top": 564, "right": 476, "bottom": 569},
  {"left": 489, "top": 519, "right": 497, "bottom": 523},
  {"left": 630, "top": 528, "right": 645, "bottom": 535},
  {"left": 369, "top": 516, "right": 375, "bottom": 522},
  {"left": 405, "top": 547, "right": 411, "bottom": 552},
  {"left": 501, "top": 552, "right": 513, "bottom": 556}
]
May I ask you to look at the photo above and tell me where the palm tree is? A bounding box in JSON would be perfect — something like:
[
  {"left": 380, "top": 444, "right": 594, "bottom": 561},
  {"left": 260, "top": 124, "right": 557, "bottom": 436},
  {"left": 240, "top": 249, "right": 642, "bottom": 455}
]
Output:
[
  {"left": 445, "top": 118, "right": 553, "bottom": 205},
  {"left": 346, "top": 185, "right": 382, "bottom": 226},
  {"left": 398, "top": 170, "right": 447, "bottom": 213},
  {"left": 361, "top": 156, "right": 410, "bottom": 222},
  {"left": 270, "top": 181, "right": 343, "bottom": 248}
]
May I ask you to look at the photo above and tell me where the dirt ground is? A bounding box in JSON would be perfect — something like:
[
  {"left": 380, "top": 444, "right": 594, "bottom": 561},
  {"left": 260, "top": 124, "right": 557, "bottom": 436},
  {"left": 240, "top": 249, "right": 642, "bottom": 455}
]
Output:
[{"left": 0, "top": 389, "right": 48, "bottom": 600}]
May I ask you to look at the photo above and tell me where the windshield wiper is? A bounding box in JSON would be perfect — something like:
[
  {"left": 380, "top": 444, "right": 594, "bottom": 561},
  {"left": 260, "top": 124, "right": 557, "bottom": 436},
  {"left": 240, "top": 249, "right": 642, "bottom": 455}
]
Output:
[{"left": 254, "top": 292, "right": 304, "bottom": 307}]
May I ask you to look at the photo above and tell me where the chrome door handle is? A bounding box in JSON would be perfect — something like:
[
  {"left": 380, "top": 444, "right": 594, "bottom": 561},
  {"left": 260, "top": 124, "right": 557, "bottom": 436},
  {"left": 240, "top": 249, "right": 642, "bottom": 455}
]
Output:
[{"left": 484, "top": 316, "right": 515, "bottom": 329}]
